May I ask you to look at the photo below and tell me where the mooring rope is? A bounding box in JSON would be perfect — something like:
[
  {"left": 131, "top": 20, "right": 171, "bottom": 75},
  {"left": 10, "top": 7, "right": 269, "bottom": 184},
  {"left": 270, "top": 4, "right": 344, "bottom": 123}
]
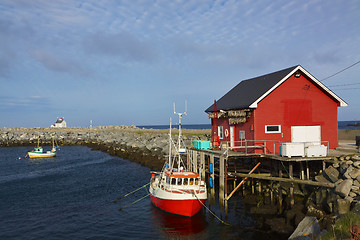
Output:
[
  {"left": 118, "top": 193, "right": 150, "bottom": 211},
  {"left": 191, "top": 191, "right": 230, "bottom": 226},
  {"left": 280, "top": 161, "right": 293, "bottom": 179},
  {"left": 113, "top": 182, "right": 150, "bottom": 203}
]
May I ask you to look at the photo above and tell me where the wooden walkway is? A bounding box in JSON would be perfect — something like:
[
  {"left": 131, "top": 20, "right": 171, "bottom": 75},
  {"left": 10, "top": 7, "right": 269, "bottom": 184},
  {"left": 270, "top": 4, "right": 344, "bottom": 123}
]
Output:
[{"left": 187, "top": 146, "right": 338, "bottom": 213}]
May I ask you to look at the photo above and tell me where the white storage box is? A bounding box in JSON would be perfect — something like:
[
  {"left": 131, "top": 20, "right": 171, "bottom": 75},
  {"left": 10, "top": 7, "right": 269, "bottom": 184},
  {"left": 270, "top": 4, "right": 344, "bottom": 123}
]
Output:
[
  {"left": 305, "top": 145, "right": 327, "bottom": 157},
  {"left": 280, "top": 142, "right": 305, "bottom": 158}
]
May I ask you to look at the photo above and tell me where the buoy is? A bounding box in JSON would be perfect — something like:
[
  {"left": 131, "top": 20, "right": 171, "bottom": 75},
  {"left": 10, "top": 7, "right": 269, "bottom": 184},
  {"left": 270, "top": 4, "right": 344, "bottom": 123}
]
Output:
[
  {"left": 18, "top": 157, "right": 21, "bottom": 160},
  {"left": 209, "top": 177, "right": 213, "bottom": 188},
  {"left": 209, "top": 163, "right": 213, "bottom": 174}
]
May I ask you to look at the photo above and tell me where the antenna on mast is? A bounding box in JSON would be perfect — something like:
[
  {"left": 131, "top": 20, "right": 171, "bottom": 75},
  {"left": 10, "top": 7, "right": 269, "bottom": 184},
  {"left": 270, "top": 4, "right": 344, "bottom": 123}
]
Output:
[
  {"left": 173, "top": 101, "right": 187, "bottom": 169},
  {"left": 173, "top": 101, "right": 187, "bottom": 116}
]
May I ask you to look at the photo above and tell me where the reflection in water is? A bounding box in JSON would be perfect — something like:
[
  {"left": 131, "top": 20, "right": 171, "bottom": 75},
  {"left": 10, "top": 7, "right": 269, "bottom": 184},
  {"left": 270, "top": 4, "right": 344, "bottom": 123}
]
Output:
[{"left": 150, "top": 205, "right": 208, "bottom": 238}]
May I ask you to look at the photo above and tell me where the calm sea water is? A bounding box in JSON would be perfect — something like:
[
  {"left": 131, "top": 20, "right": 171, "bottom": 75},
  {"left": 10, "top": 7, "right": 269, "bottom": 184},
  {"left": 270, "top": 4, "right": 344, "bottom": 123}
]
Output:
[{"left": 0, "top": 146, "right": 287, "bottom": 240}]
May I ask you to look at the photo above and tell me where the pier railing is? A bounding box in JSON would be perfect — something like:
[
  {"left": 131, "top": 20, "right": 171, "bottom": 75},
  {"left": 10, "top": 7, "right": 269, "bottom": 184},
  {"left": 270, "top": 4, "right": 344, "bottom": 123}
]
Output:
[
  {"left": 220, "top": 140, "right": 281, "bottom": 155},
  {"left": 220, "top": 140, "right": 330, "bottom": 156}
]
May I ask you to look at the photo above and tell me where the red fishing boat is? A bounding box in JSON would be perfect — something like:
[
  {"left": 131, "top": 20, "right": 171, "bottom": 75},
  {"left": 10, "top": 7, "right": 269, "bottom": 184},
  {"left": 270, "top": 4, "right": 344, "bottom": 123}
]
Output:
[{"left": 149, "top": 104, "right": 207, "bottom": 217}]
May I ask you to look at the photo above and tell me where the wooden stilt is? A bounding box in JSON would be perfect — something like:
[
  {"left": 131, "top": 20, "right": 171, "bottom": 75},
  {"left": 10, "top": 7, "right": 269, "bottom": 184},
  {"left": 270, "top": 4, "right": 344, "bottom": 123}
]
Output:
[
  {"left": 278, "top": 186, "right": 283, "bottom": 214},
  {"left": 242, "top": 182, "right": 245, "bottom": 196},
  {"left": 210, "top": 154, "right": 215, "bottom": 204},
  {"left": 224, "top": 157, "right": 228, "bottom": 215},
  {"left": 225, "top": 158, "right": 228, "bottom": 200},
  {"left": 258, "top": 180, "right": 262, "bottom": 194},
  {"left": 289, "top": 163, "right": 294, "bottom": 208},
  {"left": 193, "top": 151, "right": 198, "bottom": 172},
  {"left": 187, "top": 150, "right": 190, "bottom": 171},
  {"left": 200, "top": 152, "right": 205, "bottom": 179},
  {"left": 219, "top": 155, "right": 225, "bottom": 211},
  {"left": 258, "top": 167, "right": 261, "bottom": 193},
  {"left": 300, "top": 162, "right": 305, "bottom": 180},
  {"left": 234, "top": 160, "right": 237, "bottom": 190},
  {"left": 252, "top": 178, "right": 255, "bottom": 194},
  {"left": 306, "top": 161, "right": 310, "bottom": 180}
]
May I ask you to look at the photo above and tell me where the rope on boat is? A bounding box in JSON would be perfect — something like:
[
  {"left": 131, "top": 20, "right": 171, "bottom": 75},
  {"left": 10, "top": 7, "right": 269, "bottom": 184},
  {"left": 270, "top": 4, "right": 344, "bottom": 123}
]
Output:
[
  {"left": 118, "top": 193, "right": 150, "bottom": 211},
  {"left": 191, "top": 191, "right": 230, "bottom": 226},
  {"left": 113, "top": 182, "right": 150, "bottom": 203}
]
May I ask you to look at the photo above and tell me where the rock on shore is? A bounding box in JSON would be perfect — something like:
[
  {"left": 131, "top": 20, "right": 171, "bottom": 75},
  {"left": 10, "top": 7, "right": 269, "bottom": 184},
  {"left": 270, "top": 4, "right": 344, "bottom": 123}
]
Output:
[{"left": 312, "top": 155, "right": 360, "bottom": 216}]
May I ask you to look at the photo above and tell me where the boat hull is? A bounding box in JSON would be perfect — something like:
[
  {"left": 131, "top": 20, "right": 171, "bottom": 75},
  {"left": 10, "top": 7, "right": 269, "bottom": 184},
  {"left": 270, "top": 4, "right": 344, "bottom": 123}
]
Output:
[
  {"left": 150, "top": 194, "right": 206, "bottom": 217},
  {"left": 28, "top": 152, "right": 56, "bottom": 158}
]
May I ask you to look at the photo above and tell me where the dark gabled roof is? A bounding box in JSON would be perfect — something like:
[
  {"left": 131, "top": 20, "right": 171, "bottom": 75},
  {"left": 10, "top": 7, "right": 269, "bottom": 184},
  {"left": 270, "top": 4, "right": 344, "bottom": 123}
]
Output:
[
  {"left": 205, "top": 65, "right": 348, "bottom": 113},
  {"left": 56, "top": 118, "right": 64, "bottom": 123},
  {"left": 205, "top": 66, "right": 298, "bottom": 112}
]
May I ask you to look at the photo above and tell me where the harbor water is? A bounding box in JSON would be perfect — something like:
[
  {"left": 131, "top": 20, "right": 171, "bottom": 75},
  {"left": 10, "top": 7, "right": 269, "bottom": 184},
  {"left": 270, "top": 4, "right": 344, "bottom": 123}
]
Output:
[{"left": 0, "top": 146, "right": 288, "bottom": 239}]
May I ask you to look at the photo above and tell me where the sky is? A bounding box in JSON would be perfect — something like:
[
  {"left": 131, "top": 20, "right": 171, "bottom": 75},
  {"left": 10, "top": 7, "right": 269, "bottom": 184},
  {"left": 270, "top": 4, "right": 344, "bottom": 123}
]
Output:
[{"left": 0, "top": 0, "right": 359, "bottom": 128}]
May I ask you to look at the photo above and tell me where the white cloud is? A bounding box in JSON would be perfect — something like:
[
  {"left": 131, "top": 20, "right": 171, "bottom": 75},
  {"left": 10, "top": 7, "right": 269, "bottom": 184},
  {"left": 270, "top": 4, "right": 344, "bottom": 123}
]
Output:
[
  {"left": 83, "top": 31, "right": 158, "bottom": 63},
  {"left": 29, "top": 49, "right": 87, "bottom": 76}
]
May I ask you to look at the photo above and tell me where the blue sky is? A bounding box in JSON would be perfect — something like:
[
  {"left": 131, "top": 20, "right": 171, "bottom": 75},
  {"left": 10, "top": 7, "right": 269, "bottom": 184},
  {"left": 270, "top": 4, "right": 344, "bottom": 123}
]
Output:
[{"left": 0, "top": 0, "right": 359, "bottom": 128}]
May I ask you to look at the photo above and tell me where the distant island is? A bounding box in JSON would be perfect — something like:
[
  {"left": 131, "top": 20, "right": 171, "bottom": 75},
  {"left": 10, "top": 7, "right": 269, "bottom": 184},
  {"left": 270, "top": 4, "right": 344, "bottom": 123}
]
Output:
[{"left": 347, "top": 122, "right": 360, "bottom": 127}]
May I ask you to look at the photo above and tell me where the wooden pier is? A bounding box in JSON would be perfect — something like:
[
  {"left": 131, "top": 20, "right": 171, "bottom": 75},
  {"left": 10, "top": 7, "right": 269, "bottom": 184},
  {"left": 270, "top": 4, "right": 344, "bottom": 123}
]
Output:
[{"left": 186, "top": 144, "right": 337, "bottom": 214}]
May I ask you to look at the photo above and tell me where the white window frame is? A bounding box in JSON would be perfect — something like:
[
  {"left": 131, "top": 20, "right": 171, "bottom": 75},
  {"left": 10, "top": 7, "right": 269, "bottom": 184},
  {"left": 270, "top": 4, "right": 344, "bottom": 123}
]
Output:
[
  {"left": 265, "top": 125, "right": 281, "bottom": 133},
  {"left": 239, "top": 130, "right": 245, "bottom": 140},
  {"left": 218, "top": 126, "right": 224, "bottom": 139}
]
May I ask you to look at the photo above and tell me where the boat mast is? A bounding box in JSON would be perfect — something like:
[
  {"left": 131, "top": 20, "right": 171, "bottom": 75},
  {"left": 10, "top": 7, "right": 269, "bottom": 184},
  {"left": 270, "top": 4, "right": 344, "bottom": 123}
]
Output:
[
  {"left": 173, "top": 101, "right": 187, "bottom": 172},
  {"left": 169, "top": 118, "right": 172, "bottom": 169}
]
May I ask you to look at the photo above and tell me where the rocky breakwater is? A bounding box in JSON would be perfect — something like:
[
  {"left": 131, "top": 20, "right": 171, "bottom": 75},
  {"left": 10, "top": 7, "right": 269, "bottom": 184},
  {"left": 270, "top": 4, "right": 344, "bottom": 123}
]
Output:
[
  {"left": 308, "top": 155, "right": 360, "bottom": 222},
  {"left": 0, "top": 126, "right": 210, "bottom": 170}
]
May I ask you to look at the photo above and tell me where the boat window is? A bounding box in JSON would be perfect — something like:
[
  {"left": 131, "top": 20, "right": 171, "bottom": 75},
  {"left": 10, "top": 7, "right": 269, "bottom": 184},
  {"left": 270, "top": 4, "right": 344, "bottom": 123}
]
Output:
[
  {"left": 183, "top": 178, "right": 188, "bottom": 185},
  {"left": 189, "top": 179, "right": 194, "bottom": 185},
  {"left": 195, "top": 178, "right": 199, "bottom": 185},
  {"left": 177, "top": 178, "right": 182, "bottom": 185},
  {"left": 171, "top": 178, "right": 176, "bottom": 185}
]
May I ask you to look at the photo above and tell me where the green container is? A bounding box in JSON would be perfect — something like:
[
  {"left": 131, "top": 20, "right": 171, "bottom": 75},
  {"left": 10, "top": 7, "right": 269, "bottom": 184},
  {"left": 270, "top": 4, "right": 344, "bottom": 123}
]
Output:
[{"left": 193, "top": 140, "right": 211, "bottom": 149}]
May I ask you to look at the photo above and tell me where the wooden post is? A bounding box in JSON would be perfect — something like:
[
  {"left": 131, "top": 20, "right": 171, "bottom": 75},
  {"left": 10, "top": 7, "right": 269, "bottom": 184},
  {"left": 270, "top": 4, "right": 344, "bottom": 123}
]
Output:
[
  {"left": 210, "top": 154, "right": 215, "bottom": 204},
  {"left": 258, "top": 167, "right": 261, "bottom": 193},
  {"left": 279, "top": 161, "right": 283, "bottom": 178},
  {"left": 300, "top": 162, "right": 305, "bottom": 180},
  {"left": 289, "top": 162, "right": 294, "bottom": 208},
  {"left": 289, "top": 162, "right": 293, "bottom": 179},
  {"left": 187, "top": 150, "right": 191, "bottom": 171},
  {"left": 306, "top": 161, "right": 310, "bottom": 180},
  {"left": 278, "top": 186, "right": 283, "bottom": 214},
  {"left": 251, "top": 178, "right": 255, "bottom": 194},
  {"left": 270, "top": 182, "right": 274, "bottom": 204},
  {"left": 219, "top": 155, "right": 225, "bottom": 211},
  {"left": 225, "top": 157, "right": 228, "bottom": 201},
  {"left": 234, "top": 160, "right": 237, "bottom": 190},
  {"left": 189, "top": 150, "right": 193, "bottom": 172},
  {"left": 200, "top": 152, "right": 205, "bottom": 180},
  {"left": 193, "top": 151, "right": 198, "bottom": 172}
]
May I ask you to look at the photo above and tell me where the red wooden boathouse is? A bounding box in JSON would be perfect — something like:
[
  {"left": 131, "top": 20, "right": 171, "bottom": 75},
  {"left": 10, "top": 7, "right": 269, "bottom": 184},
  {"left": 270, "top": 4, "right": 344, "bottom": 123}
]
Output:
[{"left": 205, "top": 65, "right": 348, "bottom": 154}]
